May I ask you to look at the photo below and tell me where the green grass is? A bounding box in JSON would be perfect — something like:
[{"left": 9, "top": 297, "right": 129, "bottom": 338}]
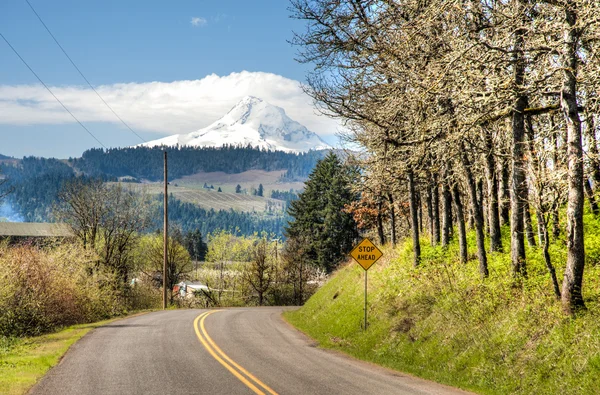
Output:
[
  {"left": 0, "top": 312, "right": 149, "bottom": 395},
  {"left": 285, "top": 211, "right": 600, "bottom": 394}
]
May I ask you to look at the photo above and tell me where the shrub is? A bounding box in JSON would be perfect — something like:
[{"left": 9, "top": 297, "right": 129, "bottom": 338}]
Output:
[{"left": 0, "top": 242, "right": 124, "bottom": 337}]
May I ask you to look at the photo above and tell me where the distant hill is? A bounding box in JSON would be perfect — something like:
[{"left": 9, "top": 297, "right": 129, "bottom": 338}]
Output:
[{"left": 0, "top": 146, "right": 323, "bottom": 237}]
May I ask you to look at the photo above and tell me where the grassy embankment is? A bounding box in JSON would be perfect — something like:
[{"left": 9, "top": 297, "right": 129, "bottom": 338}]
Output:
[
  {"left": 285, "top": 212, "right": 600, "bottom": 394},
  {"left": 0, "top": 313, "right": 148, "bottom": 395}
]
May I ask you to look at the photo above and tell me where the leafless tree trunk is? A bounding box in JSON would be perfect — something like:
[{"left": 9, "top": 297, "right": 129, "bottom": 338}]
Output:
[
  {"left": 408, "top": 167, "right": 421, "bottom": 267},
  {"left": 453, "top": 183, "right": 467, "bottom": 264},
  {"left": 510, "top": 22, "right": 528, "bottom": 275},
  {"left": 426, "top": 181, "right": 434, "bottom": 244},
  {"left": 376, "top": 198, "right": 386, "bottom": 245},
  {"left": 584, "top": 178, "right": 599, "bottom": 215},
  {"left": 442, "top": 178, "right": 453, "bottom": 248},
  {"left": 388, "top": 193, "right": 397, "bottom": 246},
  {"left": 561, "top": 4, "right": 586, "bottom": 314},
  {"left": 484, "top": 130, "right": 502, "bottom": 252},
  {"left": 432, "top": 173, "right": 441, "bottom": 245},
  {"left": 500, "top": 161, "right": 511, "bottom": 226},
  {"left": 462, "top": 151, "right": 488, "bottom": 277}
]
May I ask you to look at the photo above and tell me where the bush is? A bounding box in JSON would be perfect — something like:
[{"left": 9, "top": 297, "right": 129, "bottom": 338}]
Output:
[{"left": 0, "top": 242, "right": 125, "bottom": 337}]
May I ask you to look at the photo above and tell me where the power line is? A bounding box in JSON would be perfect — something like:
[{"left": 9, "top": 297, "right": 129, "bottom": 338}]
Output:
[
  {"left": 25, "top": 0, "right": 146, "bottom": 143},
  {"left": 0, "top": 31, "right": 107, "bottom": 149}
]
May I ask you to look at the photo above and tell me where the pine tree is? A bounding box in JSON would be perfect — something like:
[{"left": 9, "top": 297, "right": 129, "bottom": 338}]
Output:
[
  {"left": 235, "top": 184, "right": 242, "bottom": 194},
  {"left": 286, "top": 152, "right": 358, "bottom": 272},
  {"left": 257, "top": 184, "right": 264, "bottom": 197},
  {"left": 183, "top": 229, "right": 208, "bottom": 261}
]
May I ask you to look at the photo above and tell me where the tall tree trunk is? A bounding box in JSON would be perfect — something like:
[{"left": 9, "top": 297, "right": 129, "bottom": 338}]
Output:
[
  {"left": 536, "top": 211, "right": 544, "bottom": 246},
  {"left": 468, "top": 208, "right": 474, "bottom": 230},
  {"left": 484, "top": 130, "right": 502, "bottom": 252},
  {"left": 524, "top": 201, "right": 536, "bottom": 247},
  {"left": 510, "top": 13, "right": 528, "bottom": 276},
  {"left": 477, "top": 178, "right": 485, "bottom": 232},
  {"left": 388, "top": 193, "right": 397, "bottom": 246},
  {"left": 500, "top": 161, "right": 511, "bottom": 226},
  {"left": 426, "top": 182, "right": 434, "bottom": 244},
  {"left": 462, "top": 151, "right": 488, "bottom": 277},
  {"left": 453, "top": 183, "right": 468, "bottom": 264},
  {"left": 552, "top": 115, "right": 562, "bottom": 242},
  {"left": 417, "top": 191, "right": 423, "bottom": 233},
  {"left": 584, "top": 113, "right": 600, "bottom": 190},
  {"left": 376, "top": 198, "right": 386, "bottom": 245},
  {"left": 442, "top": 178, "right": 453, "bottom": 248},
  {"left": 561, "top": 5, "right": 586, "bottom": 314},
  {"left": 408, "top": 168, "right": 421, "bottom": 267},
  {"left": 432, "top": 173, "right": 441, "bottom": 245},
  {"left": 584, "top": 178, "right": 599, "bottom": 215},
  {"left": 540, "top": 211, "right": 561, "bottom": 299}
]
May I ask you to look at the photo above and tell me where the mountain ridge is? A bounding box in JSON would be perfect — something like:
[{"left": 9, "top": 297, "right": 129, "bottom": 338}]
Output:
[{"left": 141, "top": 96, "right": 331, "bottom": 153}]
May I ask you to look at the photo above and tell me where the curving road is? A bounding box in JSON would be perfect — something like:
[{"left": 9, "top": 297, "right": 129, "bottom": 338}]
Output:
[{"left": 29, "top": 308, "right": 472, "bottom": 395}]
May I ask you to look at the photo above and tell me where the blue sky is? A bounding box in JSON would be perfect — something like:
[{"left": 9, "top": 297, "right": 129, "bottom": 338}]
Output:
[{"left": 0, "top": 0, "right": 339, "bottom": 158}]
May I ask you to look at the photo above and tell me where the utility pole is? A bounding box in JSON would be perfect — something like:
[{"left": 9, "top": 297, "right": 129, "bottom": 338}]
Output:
[{"left": 163, "top": 151, "right": 168, "bottom": 310}]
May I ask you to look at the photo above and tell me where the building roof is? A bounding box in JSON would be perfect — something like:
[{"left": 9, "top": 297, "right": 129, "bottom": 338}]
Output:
[{"left": 0, "top": 222, "right": 74, "bottom": 237}]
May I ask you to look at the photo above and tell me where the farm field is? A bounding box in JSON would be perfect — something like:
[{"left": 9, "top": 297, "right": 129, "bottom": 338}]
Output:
[
  {"left": 113, "top": 183, "right": 286, "bottom": 214},
  {"left": 172, "top": 170, "right": 305, "bottom": 196}
]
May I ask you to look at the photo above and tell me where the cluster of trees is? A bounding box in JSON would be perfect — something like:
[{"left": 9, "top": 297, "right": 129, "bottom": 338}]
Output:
[
  {"left": 291, "top": 0, "right": 600, "bottom": 314},
  {"left": 1, "top": 157, "right": 79, "bottom": 221},
  {"left": 71, "top": 145, "right": 328, "bottom": 181},
  {"left": 54, "top": 179, "right": 214, "bottom": 305},
  {"left": 200, "top": 231, "right": 324, "bottom": 306},
  {"left": 270, "top": 189, "right": 299, "bottom": 208},
  {"left": 0, "top": 156, "right": 290, "bottom": 239},
  {"left": 285, "top": 153, "right": 359, "bottom": 273}
]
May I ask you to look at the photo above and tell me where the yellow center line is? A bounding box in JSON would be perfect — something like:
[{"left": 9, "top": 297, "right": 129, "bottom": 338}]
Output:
[{"left": 194, "top": 311, "right": 279, "bottom": 395}]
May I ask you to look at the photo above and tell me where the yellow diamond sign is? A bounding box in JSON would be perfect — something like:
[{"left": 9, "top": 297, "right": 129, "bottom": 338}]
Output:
[{"left": 350, "top": 238, "right": 383, "bottom": 271}]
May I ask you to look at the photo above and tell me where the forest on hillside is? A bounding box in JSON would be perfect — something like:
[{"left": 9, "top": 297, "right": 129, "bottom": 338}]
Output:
[
  {"left": 71, "top": 145, "right": 328, "bottom": 181},
  {"left": 0, "top": 151, "right": 296, "bottom": 238},
  {"left": 291, "top": 0, "right": 600, "bottom": 315}
]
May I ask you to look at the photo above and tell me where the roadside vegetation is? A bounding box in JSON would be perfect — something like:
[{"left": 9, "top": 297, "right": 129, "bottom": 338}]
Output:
[
  {"left": 0, "top": 315, "right": 147, "bottom": 395},
  {"left": 286, "top": 211, "right": 600, "bottom": 394}
]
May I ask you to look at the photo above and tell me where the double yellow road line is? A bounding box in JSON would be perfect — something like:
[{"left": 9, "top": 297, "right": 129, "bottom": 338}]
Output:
[{"left": 194, "top": 311, "right": 278, "bottom": 395}]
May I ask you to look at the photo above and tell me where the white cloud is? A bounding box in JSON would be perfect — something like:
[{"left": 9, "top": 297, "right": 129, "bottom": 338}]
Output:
[
  {"left": 0, "top": 71, "right": 341, "bottom": 142},
  {"left": 190, "top": 17, "right": 207, "bottom": 27}
]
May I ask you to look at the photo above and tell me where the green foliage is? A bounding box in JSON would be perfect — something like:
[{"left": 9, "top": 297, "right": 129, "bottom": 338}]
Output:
[
  {"left": 136, "top": 230, "right": 192, "bottom": 302},
  {"left": 286, "top": 152, "right": 358, "bottom": 272},
  {"left": 183, "top": 229, "right": 208, "bottom": 261},
  {"left": 286, "top": 213, "right": 600, "bottom": 394}
]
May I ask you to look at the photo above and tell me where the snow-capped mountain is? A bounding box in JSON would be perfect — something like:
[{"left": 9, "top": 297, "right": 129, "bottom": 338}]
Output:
[{"left": 141, "top": 96, "right": 331, "bottom": 152}]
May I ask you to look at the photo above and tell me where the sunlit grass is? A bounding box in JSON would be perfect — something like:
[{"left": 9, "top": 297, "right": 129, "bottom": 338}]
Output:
[{"left": 285, "top": 210, "right": 600, "bottom": 394}]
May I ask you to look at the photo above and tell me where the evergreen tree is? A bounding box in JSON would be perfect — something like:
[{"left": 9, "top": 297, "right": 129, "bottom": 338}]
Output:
[
  {"left": 257, "top": 183, "right": 264, "bottom": 197},
  {"left": 285, "top": 152, "right": 358, "bottom": 272},
  {"left": 235, "top": 184, "right": 242, "bottom": 193},
  {"left": 217, "top": 187, "right": 222, "bottom": 192},
  {"left": 183, "top": 229, "right": 208, "bottom": 261}
]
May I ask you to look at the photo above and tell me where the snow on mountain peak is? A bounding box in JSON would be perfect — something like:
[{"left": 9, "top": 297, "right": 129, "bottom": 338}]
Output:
[{"left": 140, "top": 97, "right": 331, "bottom": 153}]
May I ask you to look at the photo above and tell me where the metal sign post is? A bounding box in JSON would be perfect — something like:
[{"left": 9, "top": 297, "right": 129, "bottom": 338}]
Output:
[{"left": 349, "top": 238, "right": 383, "bottom": 331}]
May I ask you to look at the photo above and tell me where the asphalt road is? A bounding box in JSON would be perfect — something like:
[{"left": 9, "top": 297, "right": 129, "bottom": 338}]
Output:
[{"left": 29, "top": 308, "right": 472, "bottom": 395}]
